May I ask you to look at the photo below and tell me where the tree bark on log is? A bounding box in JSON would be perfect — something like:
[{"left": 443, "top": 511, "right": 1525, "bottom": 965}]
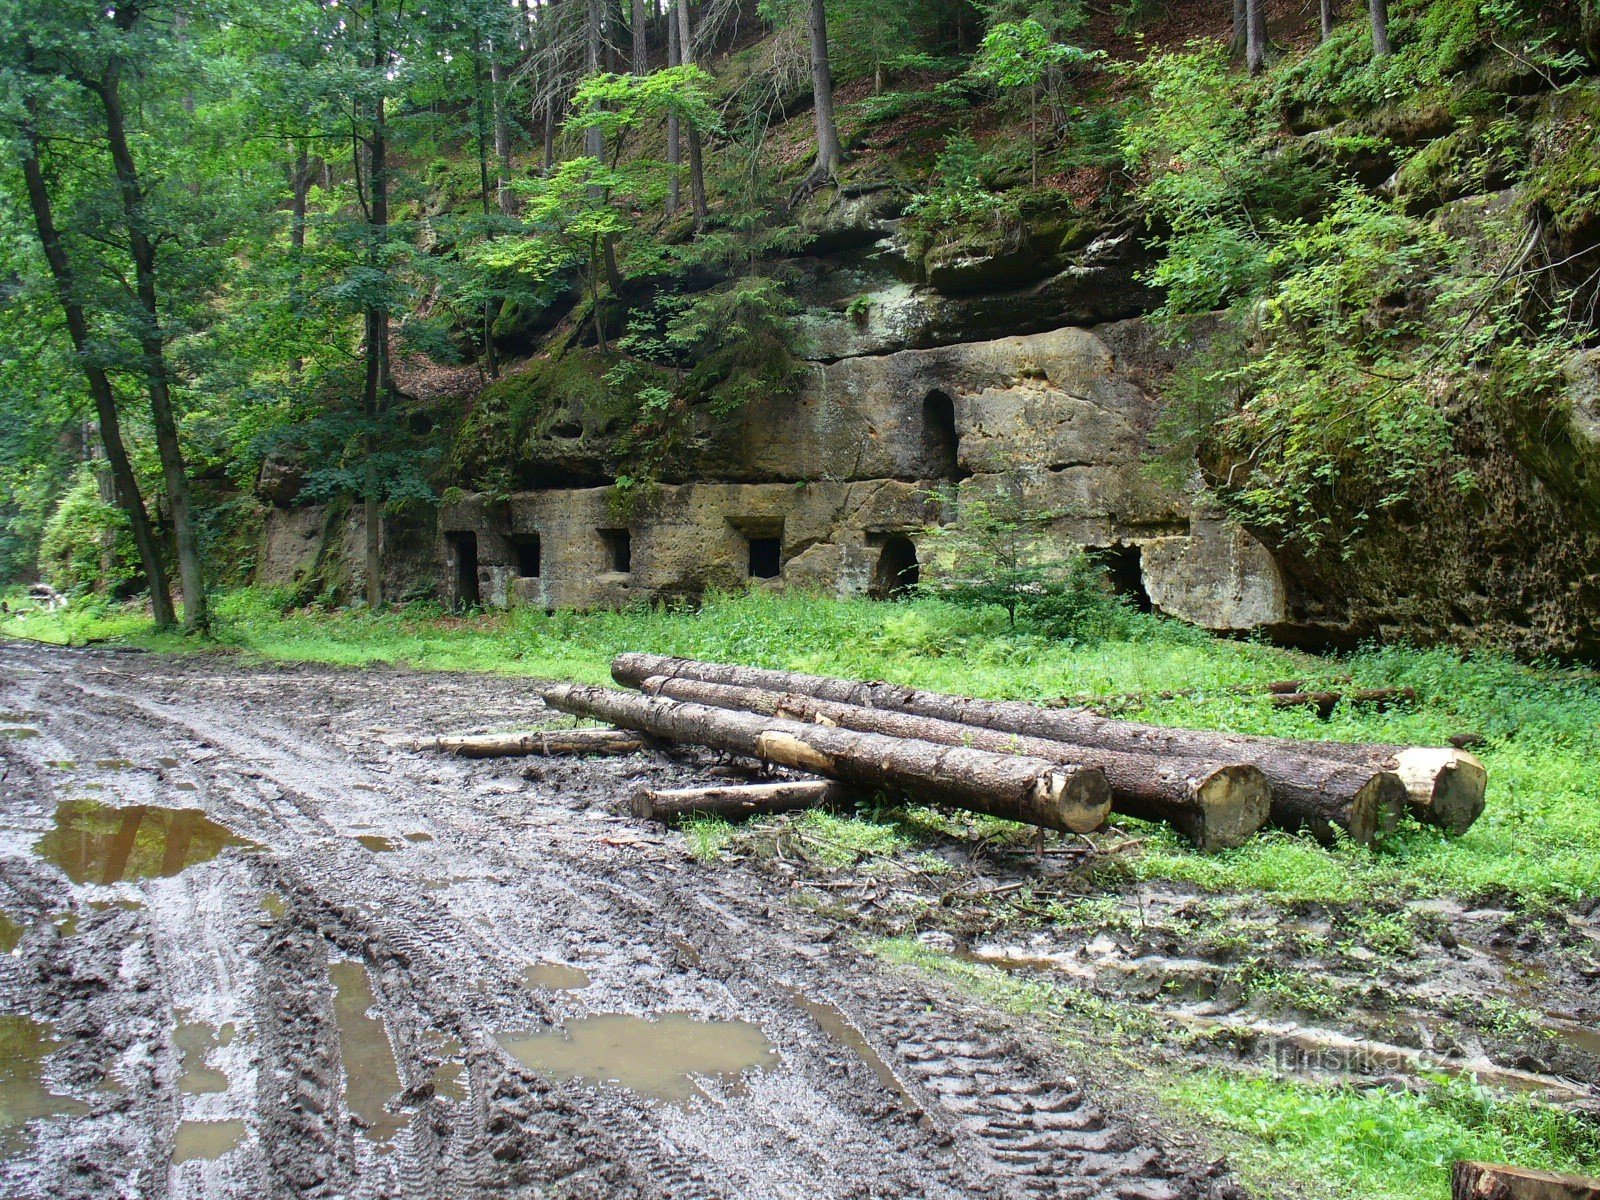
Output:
[
  {"left": 612, "top": 655, "right": 1406, "bottom": 845},
  {"left": 414, "top": 728, "right": 649, "bottom": 757},
  {"left": 1452, "top": 1162, "right": 1600, "bottom": 1200},
  {"left": 542, "top": 683, "right": 1112, "bottom": 833},
  {"left": 632, "top": 780, "right": 853, "bottom": 822},
  {"left": 639, "top": 676, "right": 1270, "bottom": 851}
]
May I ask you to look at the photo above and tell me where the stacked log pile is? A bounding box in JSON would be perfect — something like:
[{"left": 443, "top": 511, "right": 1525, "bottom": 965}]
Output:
[{"left": 578, "top": 654, "right": 1488, "bottom": 850}]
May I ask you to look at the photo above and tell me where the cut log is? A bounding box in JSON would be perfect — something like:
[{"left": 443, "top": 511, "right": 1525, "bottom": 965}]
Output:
[
  {"left": 1310, "top": 743, "right": 1486, "bottom": 835},
  {"left": 612, "top": 655, "right": 1406, "bottom": 845},
  {"left": 631, "top": 780, "right": 853, "bottom": 822},
  {"left": 640, "top": 676, "right": 1270, "bottom": 851},
  {"left": 1453, "top": 1162, "right": 1600, "bottom": 1200},
  {"left": 412, "top": 728, "right": 650, "bottom": 757},
  {"left": 541, "top": 682, "right": 1112, "bottom": 834}
]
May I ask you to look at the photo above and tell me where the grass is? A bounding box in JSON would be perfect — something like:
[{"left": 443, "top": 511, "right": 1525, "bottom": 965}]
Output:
[
  {"left": 5, "top": 586, "right": 1600, "bottom": 904},
  {"left": 875, "top": 937, "right": 1600, "bottom": 1200}
]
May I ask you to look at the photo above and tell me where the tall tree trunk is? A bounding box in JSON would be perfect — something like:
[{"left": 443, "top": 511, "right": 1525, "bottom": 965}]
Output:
[
  {"left": 665, "top": 0, "right": 681, "bottom": 215},
  {"left": 585, "top": 0, "right": 604, "bottom": 162},
  {"left": 676, "top": 0, "right": 707, "bottom": 223},
  {"left": 1246, "top": 0, "right": 1267, "bottom": 74},
  {"left": 1229, "top": 0, "right": 1247, "bottom": 57},
  {"left": 1369, "top": 0, "right": 1391, "bottom": 56},
  {"left": 18, "top": 101, "right": 176, "bottom": 630},
  {"left": 1320, "top": 0, "right": 1335, "bottom": 41},
  {"left": 361, "top": 0, "right": 391, "bottom": 610},
  {"left": 631, "top": 0, "right": 646, "bottom": 71},
  {"left": 808, "top": 0, "right": 842, "bottom": 177},
  {"left": 473, "top": 45, "right": 501, "bottom": 379},
  {"left": 490, "top": 54, "right": 514, "bottom": 215},
  {"left": 96, "top": 60, "right": 209, "bottom": 634},
  {"left": 289, "top": 143, "right": 312, "bottom": 381}
]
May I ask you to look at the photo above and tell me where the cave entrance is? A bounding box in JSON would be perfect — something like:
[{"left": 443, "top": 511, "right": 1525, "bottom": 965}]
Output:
[
  {"left": 1098, "top": 544, "right": 1152, "bottom": 613},
  {"left": 447, "top": 531, "right": 480, "bottom": 608},
  {"left": 921, "top": 390, "right": 967, "bottom": 482},
  {"left": 870, "top": 535, "right": 919, "bottom": 600}
]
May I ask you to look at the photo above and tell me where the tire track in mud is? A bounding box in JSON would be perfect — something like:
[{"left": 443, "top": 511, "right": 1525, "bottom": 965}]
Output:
[{"left": 0, "top": 645, "right": 1235, "bottom": 1200}]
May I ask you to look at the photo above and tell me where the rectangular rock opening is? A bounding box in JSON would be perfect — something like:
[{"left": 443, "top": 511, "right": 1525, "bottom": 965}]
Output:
[
  {"left": 598, "top": 528, "right": 632, "bottom": 574},
  {"left": 446, "top": 531, "right": 480, "bottom": 607},
  {"left": 748, "top": 536, "right": 782, "bottom": 579},
  {"left": 514, "top": 534, "right": 541, "bottom": 579}
]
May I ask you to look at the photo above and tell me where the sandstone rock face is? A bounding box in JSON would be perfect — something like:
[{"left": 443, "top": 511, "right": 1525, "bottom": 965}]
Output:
[
  {"left": 1142, "top": 519, "right": 1287, "bottom": 632},
  {"left": 433, "top": 321, "right": 1288, "bottom": 634},
  {"left": 1565, "top": 347, "right": 1600, "bottom": 450}
]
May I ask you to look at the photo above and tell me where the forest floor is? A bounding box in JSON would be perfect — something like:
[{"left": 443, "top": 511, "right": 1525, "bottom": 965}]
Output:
[{"left": 3, "top": 592, "right": 1600, "bottom": 1199}]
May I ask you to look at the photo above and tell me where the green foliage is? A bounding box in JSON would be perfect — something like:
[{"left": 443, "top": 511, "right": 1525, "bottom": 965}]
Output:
[
  {"left": 903, "top": 133, "right": 1026, "bottom": 257},
  {"left": 37, "top": 470, "right": 136, "bottom": 596}
]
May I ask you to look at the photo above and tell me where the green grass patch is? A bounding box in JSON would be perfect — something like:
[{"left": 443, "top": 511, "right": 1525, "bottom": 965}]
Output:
[
  {"left": 1167, "top": 1071, "right": 1600, "bottom": 1200},
  {"left": 7, "top": 586, "right": 1600, "bottom": 904}
]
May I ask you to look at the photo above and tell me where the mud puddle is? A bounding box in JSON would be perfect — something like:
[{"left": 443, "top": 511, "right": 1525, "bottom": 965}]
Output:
[
  {"left": 355, "top": 834, "right": 401, "bottom": 853},
  {"left": 497, "top": 1013, "right": 776, "bottom": 1104},
  {"left": 35, "top": 799, "right": 254, "bottom": 885},
  {"left": 524, "top": 963, "right": 591, "bottom": 991},
  {"left": 0, "top": 912, "right": 21, "bottom": 952},
  {"left": 176, "top": 1020, "right": 235, "bottom": 1094},
  {"left": 329, "top": 960, "right": 407, "bottom": 1147},
  {"left": 173, "top": 1119, "right": 248, "bottom": 1163},
  {"left": 0, "top": 1015, "right": 89, "bottom": 1151}
]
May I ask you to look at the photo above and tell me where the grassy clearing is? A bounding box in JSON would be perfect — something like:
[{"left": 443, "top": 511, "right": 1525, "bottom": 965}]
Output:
[
  {"left": 876, "top": 938, "right": 1600, "bottom": 1200},
  {"left": 5, "top": 586, "right": 1600, "bottom": 904}
]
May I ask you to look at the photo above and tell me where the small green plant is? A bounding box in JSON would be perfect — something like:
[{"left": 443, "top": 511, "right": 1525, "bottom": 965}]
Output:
[
  {"left": 919, "top": 491, "right": 1140, "bottom": 641},
  {"left": 681, "top": 815, "right": 735, "bottom": 864}
]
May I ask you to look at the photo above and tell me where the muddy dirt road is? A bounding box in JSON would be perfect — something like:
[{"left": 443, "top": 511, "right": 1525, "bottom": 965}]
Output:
[{"left": 0, "top": 643, "right": 1239, "bottom": 1200}]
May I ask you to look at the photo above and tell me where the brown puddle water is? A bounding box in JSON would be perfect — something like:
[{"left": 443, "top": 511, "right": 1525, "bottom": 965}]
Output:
[
  {"left": 524, "top": 963, "right": 591, "bottom": 991},
  {"left": 404, "top": 832, "right": 434, "bottom": 843},
  {"left": 329, "top": 961, "right": 407, "bottom": 1147},
  {"left": 0, "top": 1015, "right": 89, "bottom": 1151},
  {"left": 175, "top": 1021, "right": 234, "bottom": 1094},
  {"left": 172, "top": 1119, "right": 247, "bottom": 1163},
  {"left": 35, "top": 800, "right": 254, "bottom": 885},
  {"left": 0, "top": 913, "right": 22, "bottom": 953},
  {"left": 259, "top": 892, "right": 287, "bottom": 920},
  {"left": 422, "top": 1031, "right": 467, "bottom": 1102},
  {"left": 497, "top": 1013, "right": 775, "bottom": 1105},
  {"left": 355, "top": 835, "right": 399, "bottom": 854},
  {"left": 0, "top": 728, "right": 40, "bottom": 740}
]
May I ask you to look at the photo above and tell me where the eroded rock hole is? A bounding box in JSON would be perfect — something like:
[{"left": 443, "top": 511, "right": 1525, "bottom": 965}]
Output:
[
  {"left": 870, "top": 535, "right": 919, "bottom": 599},
  {"left": 921, "top": 390, "right": 968, "bottom": 482},
  {"left": 447, "top": 531, "right": 480, "bottom": 607}
]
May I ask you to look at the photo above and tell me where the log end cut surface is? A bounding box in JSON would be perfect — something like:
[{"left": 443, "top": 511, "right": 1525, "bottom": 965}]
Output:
[
  {"left": 1190, "top": 765, "right": 1272, "bottom": 851},
  {"left": 1397, "top": 748, "right": 1488, "bottom": 835}
]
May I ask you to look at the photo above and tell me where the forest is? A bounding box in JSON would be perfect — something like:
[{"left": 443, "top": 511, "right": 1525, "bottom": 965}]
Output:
[{"left": 2, "top": 2, "right": 1600, "bottom": 1200}]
